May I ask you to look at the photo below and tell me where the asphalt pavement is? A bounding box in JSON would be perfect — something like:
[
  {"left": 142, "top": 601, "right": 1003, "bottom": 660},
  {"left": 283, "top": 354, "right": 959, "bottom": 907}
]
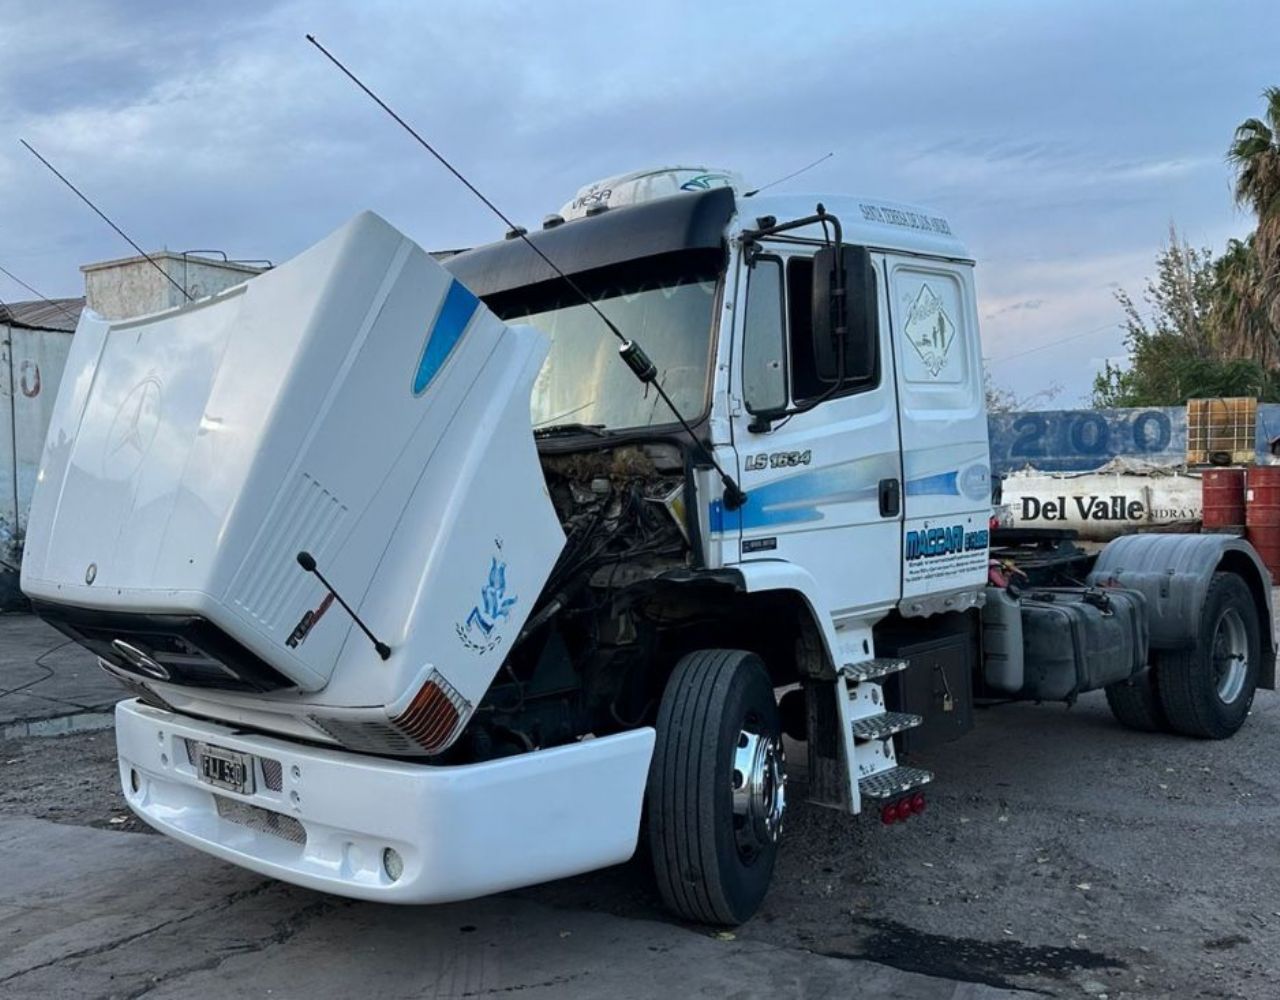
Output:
[{"left": 2, "top": 611, "right": 1278, "bottom": 998}]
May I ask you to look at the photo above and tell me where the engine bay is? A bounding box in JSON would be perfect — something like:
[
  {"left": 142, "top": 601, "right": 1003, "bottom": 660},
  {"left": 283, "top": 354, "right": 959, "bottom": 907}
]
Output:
[{"left": 456, "top": 442, "right": 696, "bottom": 760}]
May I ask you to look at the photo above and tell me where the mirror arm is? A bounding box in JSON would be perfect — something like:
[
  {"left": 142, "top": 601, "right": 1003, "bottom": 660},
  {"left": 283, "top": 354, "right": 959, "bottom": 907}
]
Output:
[
  {"left": 741, "top": 205, "right": 852, "bottom": 434},
  {"left": 815, "top": 204, "right": 849, "bottom": 394}
]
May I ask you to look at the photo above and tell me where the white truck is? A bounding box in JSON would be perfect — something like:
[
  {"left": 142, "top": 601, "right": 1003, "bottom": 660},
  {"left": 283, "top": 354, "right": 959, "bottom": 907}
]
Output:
[{"left": 21, "top": 167, "right": 1274, "bottom": 925}]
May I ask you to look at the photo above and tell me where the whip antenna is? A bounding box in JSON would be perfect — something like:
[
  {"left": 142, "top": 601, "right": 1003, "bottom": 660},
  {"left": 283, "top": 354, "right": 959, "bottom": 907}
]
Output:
[
  {"left": 19, "top": 140, "right": 191, "bottom": 303},
  {"left": 305, "top": 34, "right": 745, "bottom": 510},
  {"left": 744, "top": 152, "right": 833, "bottom": 197}
]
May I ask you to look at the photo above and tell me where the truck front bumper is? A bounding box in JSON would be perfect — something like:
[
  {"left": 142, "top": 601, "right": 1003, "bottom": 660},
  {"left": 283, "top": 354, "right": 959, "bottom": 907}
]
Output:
[{"left": 115, "top": 699, "right": 655, "bottom": 903}]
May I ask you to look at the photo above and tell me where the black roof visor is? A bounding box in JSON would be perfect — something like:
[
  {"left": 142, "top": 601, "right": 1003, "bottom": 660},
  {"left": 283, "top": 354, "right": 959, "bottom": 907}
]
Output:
[{"left": 444, "top": 187, "right": 736, "bottom": 299}]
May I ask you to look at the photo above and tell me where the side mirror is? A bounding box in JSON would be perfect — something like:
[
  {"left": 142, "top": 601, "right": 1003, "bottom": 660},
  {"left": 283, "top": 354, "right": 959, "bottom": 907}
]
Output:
[{"left": 812, "top": 245, "right": 877, "bottom": 384}]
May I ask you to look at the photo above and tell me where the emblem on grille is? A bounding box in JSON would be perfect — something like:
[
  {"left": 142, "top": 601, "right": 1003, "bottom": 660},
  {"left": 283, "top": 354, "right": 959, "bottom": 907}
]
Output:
[{"left": 111, "top": 639, "right": 170, "bottom": 680}]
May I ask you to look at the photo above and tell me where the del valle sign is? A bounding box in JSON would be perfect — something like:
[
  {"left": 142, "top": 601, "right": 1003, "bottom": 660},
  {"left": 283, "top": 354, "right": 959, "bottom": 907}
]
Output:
[
  {"left": 1020, "top": 495, "right": 1145, "bottom": 523},
  {"left": 1002, "top": 470, "right": 1202, "bottom": 541}
]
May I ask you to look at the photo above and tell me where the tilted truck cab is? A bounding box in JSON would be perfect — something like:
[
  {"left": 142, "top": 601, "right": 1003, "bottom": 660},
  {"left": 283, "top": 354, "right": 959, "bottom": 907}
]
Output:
[{"left": 22, "top": 167, "right": 1275, "bottom": 924}]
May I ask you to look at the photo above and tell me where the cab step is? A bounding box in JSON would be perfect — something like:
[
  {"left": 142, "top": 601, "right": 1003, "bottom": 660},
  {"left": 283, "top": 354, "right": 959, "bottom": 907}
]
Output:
[
  {"left": 858, "top": 765, "right": 934, "bottom": 800},
  {"left": 841, "top": 658, "right": 908, "bottom": 683},
  {"left": 852, "top": 711, "right": 922, "bottom": 741}
]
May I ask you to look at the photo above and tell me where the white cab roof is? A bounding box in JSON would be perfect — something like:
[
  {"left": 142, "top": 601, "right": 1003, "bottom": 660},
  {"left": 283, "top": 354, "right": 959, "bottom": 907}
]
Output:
[{"left": 737, "top": 193, "right": 970, "bottom": 261}]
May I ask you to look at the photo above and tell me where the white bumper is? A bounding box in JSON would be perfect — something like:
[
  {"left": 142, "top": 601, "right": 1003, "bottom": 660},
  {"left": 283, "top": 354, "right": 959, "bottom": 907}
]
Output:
[{"left": 115, "top": 700, "right": 655, "bottom": 903}]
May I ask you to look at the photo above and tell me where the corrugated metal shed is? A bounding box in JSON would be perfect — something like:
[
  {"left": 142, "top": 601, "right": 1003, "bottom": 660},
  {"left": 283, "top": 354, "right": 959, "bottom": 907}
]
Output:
[
  {"left": 0, "top": 297, "right": 84, "bottom": 333},
  {"left": 1, "top": 297, "right": 83, "bottom": 605}
]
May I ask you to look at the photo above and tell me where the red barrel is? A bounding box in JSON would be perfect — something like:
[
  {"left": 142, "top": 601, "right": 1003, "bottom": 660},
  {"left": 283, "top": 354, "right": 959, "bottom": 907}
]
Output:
[
  {"left": 1246, "top": 466, "right": 1280, "bottom": 582},
  {"left": 1202, "top": 467, "right": 1246, "bottom": 532}
]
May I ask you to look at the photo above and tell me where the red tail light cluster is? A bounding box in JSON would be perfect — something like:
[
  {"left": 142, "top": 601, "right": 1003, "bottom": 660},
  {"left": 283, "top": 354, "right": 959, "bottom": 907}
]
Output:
[{"left": 879, "top": 792, "right": 926, "bottom": 825}]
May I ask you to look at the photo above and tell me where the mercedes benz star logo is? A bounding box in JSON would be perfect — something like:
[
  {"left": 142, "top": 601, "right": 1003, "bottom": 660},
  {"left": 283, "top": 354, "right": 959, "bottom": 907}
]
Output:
[
  {"left": 105, "top": 377, "right": 162, "bottom": 475},
  {"left": 110, "top": 639, "right": 170, "bottom": 681}
]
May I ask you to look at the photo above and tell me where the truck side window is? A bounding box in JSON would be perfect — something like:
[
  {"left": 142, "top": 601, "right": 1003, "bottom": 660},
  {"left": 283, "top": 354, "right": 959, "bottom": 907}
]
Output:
[
  {"left": 786, "top": 255, "right": 878, "bottom": 402},
  {"left": 742, "top": 256, "right": 787, "bottom": 413}
]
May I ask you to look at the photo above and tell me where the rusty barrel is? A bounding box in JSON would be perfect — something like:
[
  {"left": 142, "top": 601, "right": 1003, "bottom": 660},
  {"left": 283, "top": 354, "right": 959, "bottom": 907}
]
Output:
[
  {"left": 1246, "top": 466, "right": 1280, "bottom": 582},
  {"left": 1202, "top": 467, "right": 1246, "bottom": 532}
]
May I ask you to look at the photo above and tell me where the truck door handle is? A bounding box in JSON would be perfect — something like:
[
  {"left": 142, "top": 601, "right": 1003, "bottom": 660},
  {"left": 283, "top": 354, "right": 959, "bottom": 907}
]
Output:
[{"left": 879, "top": 478, "right": 901, "bottom": 517}]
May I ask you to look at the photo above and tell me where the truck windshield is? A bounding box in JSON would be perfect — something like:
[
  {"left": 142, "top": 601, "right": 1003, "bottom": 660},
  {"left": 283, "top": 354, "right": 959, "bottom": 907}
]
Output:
[{"left": 491, "top": 255, "right": 721, "bottom": 433}]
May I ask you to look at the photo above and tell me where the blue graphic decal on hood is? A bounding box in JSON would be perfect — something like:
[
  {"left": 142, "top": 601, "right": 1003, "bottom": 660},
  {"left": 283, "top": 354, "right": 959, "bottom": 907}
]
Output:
[{"left": 414, "top": 279, "right": 479, "bottom": 396}]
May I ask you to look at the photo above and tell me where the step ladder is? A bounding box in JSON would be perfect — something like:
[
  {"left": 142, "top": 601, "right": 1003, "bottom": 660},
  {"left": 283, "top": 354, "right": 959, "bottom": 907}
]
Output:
[{"left": 833, "top": 656, "right": 934, "bottom": 813}]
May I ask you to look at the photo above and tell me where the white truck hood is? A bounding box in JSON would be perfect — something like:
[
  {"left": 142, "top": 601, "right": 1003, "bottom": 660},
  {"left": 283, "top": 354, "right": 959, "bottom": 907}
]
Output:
[{"left": 22, "top": 212, "right": 565, "bottom": 721}]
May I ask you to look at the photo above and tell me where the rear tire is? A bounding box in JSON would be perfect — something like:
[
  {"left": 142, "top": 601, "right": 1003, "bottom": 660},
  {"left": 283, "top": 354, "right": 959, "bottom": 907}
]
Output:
[
  {"left": 1104, "top": 666, "right": 1170, "bottom": 732},
  {"left": 647, "top": 649, "right": 784, "bottom": 926},
  {"left": 1156, "top": 572, "right": 1260, "bottom": 739}
]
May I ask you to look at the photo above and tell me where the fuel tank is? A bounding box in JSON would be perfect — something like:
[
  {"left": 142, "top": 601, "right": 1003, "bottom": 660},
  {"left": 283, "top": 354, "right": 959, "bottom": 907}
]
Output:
[{"left": 22, "top": 212, "right": 565, "bottom": 735}]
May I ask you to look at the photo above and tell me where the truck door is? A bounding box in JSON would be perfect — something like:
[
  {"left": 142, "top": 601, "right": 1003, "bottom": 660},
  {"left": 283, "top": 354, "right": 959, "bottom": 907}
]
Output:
[
  {"left": 882, "top": 255, "right": 991, "bottom": 612},
  {"left": 728, "top": 248, "right": 903, "bottom": 617}
]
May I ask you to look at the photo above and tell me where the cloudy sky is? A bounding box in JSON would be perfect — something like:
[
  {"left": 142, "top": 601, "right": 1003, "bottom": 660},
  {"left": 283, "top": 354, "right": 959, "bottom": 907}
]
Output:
[{"left": 1, "top": 0, "right": 1277, "bottom": 404}]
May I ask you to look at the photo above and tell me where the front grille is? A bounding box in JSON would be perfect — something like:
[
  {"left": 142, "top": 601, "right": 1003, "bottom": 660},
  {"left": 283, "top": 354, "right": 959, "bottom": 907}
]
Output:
[
  {"left": 214, "top": 797, "right": 305, "bottom": 844},
  {"left": 308, "top": 716, "right": 421, "bottom": 755},
  {"left": 32, "top": 599, "right": 293, "bottom": 693},
  {"left": 260, "top": 757, "right": 284, "bottom": 791}
]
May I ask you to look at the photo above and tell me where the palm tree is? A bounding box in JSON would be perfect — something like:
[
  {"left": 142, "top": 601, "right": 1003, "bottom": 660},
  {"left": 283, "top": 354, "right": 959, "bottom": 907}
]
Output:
[
  {"left": 1228, "top": 87, "right": 1280, "bottom": 340},
  {"left": 1212, "top": 236, "right": 1274, "bottom": 367}
]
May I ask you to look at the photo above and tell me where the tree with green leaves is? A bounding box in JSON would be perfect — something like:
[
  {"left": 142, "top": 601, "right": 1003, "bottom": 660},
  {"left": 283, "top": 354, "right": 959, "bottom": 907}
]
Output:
[
  {"left": 1092, "top": 89, "right": 1280, "bottom": 408},
  {"left": 1227, "top": 85, "right": 1280, "bottom": 358},
  {"left": 1091, "top": 228, "right": 1277, "bottom": 406}
]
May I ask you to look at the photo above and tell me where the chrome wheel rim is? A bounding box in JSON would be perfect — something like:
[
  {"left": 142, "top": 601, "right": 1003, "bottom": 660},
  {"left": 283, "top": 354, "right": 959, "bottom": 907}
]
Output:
[
  {"left": 731, "top": 720, "right": 785, "bottom": 862},
  {"left": 1211, "top": 607, "right": 1249, "bottom": 704}
]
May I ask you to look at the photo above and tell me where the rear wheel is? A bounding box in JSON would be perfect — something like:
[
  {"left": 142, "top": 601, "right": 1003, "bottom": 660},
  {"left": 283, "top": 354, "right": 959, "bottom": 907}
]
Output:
[
  {"left": 1156, "top": 572, "right": 1260, "bottom": 739},
  {"left": 1104, "top": 666, "right": 1170, "bottom": 732},
  {"left": 647, "top": 649, "right": 785, "bottom": 925}
]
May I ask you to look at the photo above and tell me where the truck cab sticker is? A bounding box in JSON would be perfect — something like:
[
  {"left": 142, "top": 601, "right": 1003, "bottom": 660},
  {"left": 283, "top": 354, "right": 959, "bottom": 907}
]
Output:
[
  {"left": 858, "top": 203, "right": 953, "bottom": 235},
  {"left": 744, "top": 449, "right": 812, "bottom": 472},
  {"left": 456, "top": 542, "right": 518, "bottom": 654},
  {"left": 903, "top": 516, "right": 989, "bottom": 585},
  {"left": 903, "top": 284, "right": 955, "bottom": 378},
  {"left": 286, "top": 593, "right": 335, "bottom": 649}
]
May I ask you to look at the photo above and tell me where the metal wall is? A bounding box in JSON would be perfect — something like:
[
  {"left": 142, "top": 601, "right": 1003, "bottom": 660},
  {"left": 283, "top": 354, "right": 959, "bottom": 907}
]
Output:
[{"left": 0, "top": 322, "right": 74, "bottom": 558}]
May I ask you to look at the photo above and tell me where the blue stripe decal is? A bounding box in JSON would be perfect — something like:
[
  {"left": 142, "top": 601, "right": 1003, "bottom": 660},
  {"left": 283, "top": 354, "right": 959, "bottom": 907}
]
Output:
[
  {"left": 904, "top": 471, "right": 960, "bottom": 497},
  {"left": 413, "top": 280, "right": 479, "bottom": 396},
  {"left": 709, "top": 453, "right": 899, "bottom": 533}
]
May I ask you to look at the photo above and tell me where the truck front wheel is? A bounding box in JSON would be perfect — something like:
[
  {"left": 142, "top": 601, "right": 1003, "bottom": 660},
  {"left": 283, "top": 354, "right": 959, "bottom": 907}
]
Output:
[
  {"left": 647, "top": 649, "right": 785, "bottom": 925},
  {"left": 1156, "top": 572, "right": 1261, "bottom": 739}
]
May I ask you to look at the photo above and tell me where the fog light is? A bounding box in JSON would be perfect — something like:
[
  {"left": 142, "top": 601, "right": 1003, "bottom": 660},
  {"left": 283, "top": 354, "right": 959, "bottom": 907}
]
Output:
[{"left": 383, "top": 847, "right": 403, "bottom": 882}]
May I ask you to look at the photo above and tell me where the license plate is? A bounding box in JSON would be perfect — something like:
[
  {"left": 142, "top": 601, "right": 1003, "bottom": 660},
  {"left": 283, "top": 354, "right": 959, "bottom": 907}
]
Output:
[{"left": 196, "top": 744, "right": 255, "bottom": 794}]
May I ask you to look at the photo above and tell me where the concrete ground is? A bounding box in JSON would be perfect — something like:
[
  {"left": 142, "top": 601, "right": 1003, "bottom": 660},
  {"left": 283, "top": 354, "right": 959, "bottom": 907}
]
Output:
[
  {"left": 2, "top": 612, "right": 1278, "bottom": 998},
  {"left": 0, "top": 613, "right": 119, "bottom": 737}
]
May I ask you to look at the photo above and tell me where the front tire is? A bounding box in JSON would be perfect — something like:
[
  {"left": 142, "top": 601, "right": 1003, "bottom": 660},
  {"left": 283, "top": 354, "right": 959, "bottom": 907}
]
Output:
[
  {"left": 647, "top": 649, "right": 785, "bottom": 925},
  {"left": 1156, "top": 572, "right": 1261, "bottom": 739}
]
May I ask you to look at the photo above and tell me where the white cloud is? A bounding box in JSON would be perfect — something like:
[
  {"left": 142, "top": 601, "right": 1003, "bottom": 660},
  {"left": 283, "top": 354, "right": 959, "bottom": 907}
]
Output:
[{"left": 0, "top": 0, "right": 1276, "bottom": 406}]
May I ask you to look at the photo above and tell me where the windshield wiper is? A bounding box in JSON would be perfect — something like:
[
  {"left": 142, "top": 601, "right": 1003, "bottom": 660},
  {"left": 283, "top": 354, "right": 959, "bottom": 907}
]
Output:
[{"left": 533, "top": 422, "right": 608, "bottom": 439}]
